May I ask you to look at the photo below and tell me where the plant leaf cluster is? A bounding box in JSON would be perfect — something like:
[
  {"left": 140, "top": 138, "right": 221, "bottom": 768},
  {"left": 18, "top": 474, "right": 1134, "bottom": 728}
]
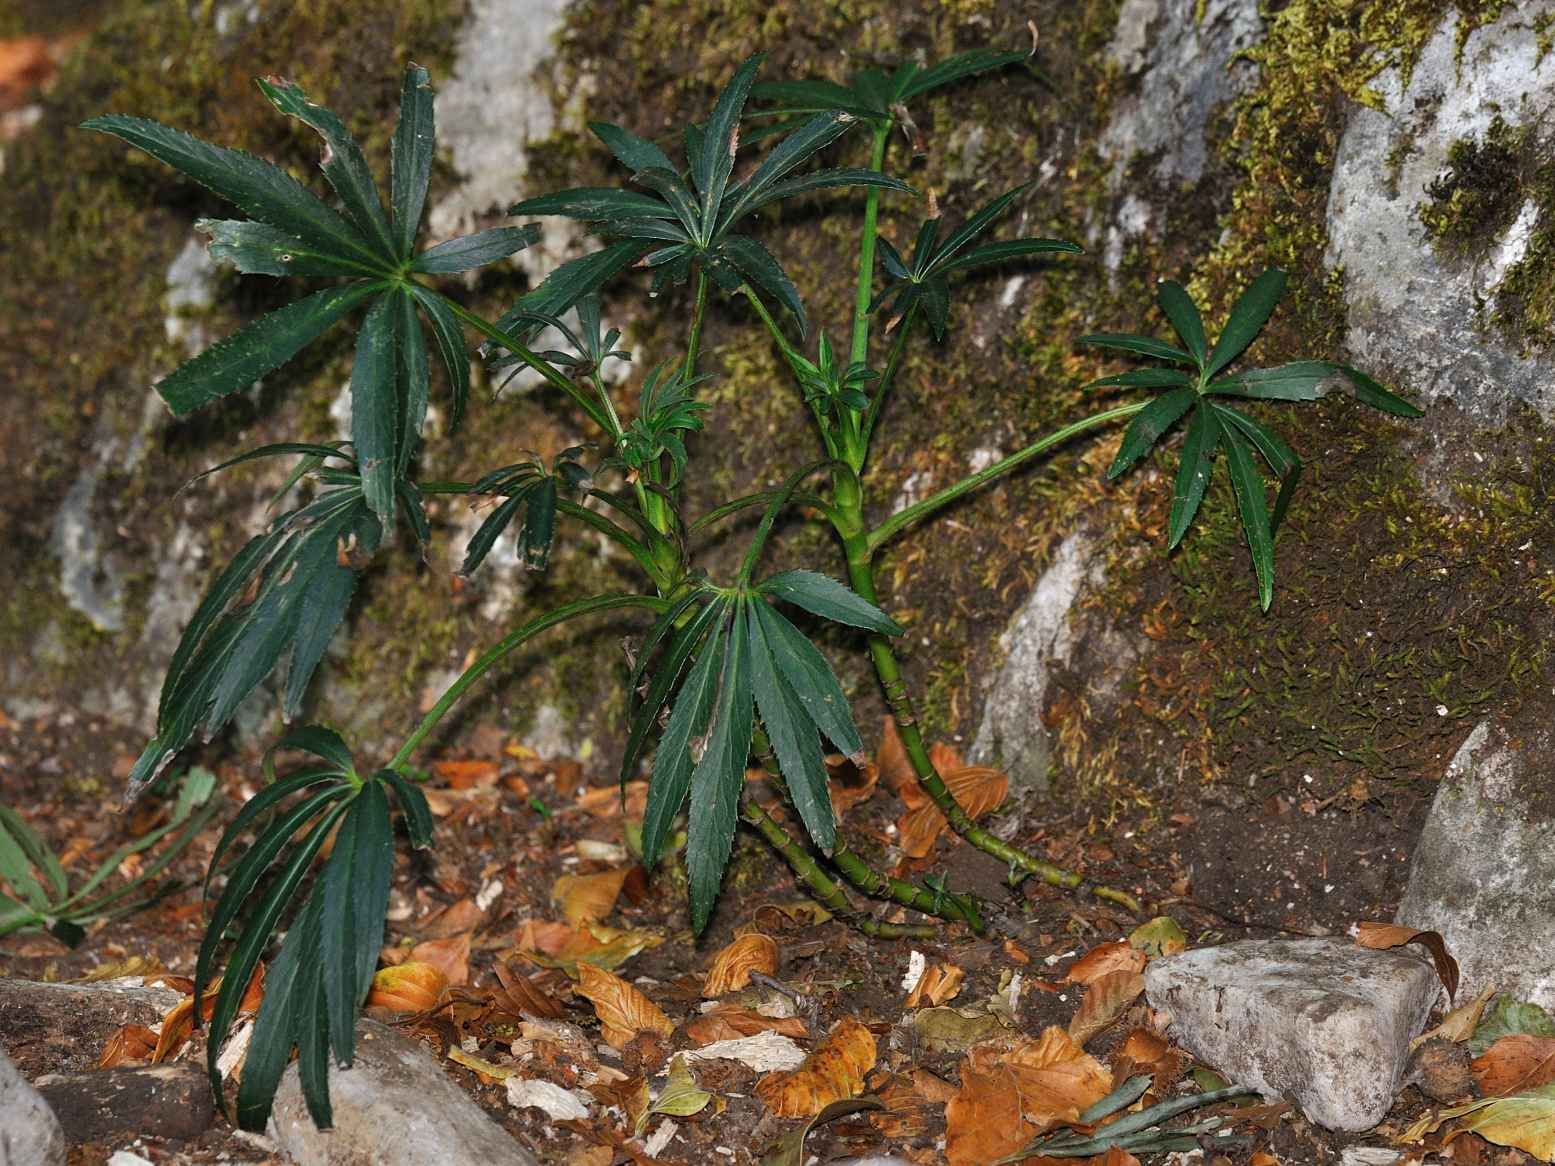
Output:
[
  {"left": 608, "top": 362, "right": 713, "bottom": 485},
  {"left": 196, "top": 726, "right": 431, "bottom": 1131},
  {"left": 1084, "top": 270, "right": 1423, "bottom": 610},
  {"left": 461, "top": 446, "right": 591, "bottom": 574}
]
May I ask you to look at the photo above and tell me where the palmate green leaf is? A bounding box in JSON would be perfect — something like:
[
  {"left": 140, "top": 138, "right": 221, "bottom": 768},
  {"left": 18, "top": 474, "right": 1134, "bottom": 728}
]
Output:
[
  {"left": 410, "top": 225, "right": 539, "bottom": 273},
  {"left": 642, "top": 605, "right": 728, "bottom": 870},
  {"left": 901, "top": 48, "right": 1029, "bottom": 100},
  {"left": 198, "top": 219, "right": 375, "bottom": 278},
  {"left": 83, "top": 114, "right": 380, "bottom": 266},
  {"left": 590, "top": 119, "right": 677, "bottom": 174},
  {"left": 1167, "top": 404, "right": 1221, "bottom": 549},
  {"left": 1156, "top": 280, "right": 1207, "bottom": 368},
  {"left": 1076, "top": 332, "right": 1194, "bottom": 365},
  {"left": 622, "top": 596, "right": 722, "bottom": 797},
  {"left": 156, "top": 282, "right": 381, "bottom": 417},
  {"left": 758, "top": 570, "right": 902, "bottom": 634},
  {"left": 1108, "top": 386, "right": 1196, "bottom": 478},
  {"left": 1216, "top": 404, "right": 1301, "bottom": 533},
  {"left": 391, "top": 65, "right": 435, "bottom": 259},
  {"left": 404, "top": 285, "right": 471, "bottom": 430},
  {"left": 1205, "top": 267, "right": 1286, "bottom": 378},
  {"left": 258, "top": 77, "right": 397, "bottom": 261},
  {"left": 687, "top": 597, "right": 753, "bottom": 933},
  {"left": 721, "top": 235, "right": 807, "bottom": 331},
  {"left": 695, "top": 53, "right": 765, "bottom": 237},
  {"left": 735, "top": 167, "right": 914, "bottom": 220},
  {"left": 1222, "top": 423, "right": 1276, "bottom": 611},
  {"left": 719, "top": 111, "right": 857, "bottom": 224},
  {"left": 321, "top": 781, "right": 392, "bottom": 1067},
  {"left": 751, "top": 597, "right": 864, "bottom": 760},
  {"left": 349, "top": 296, "right": 399, "bottom": 529}
]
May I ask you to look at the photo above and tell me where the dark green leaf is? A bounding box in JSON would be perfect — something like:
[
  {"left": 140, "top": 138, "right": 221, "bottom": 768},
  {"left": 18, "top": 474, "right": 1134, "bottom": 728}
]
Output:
[
  {"left": 256, "top": 77, "right": 397, "bottom": 261},
  {"left": 322, "top": 781, "right": 392, "bottom": 1067},
  {"left": 589, "top": 120, "right": 676, "bottom": 174},
  {"left": 404, "top": 285, "right": 470, "bottom": 431},
  {"left": 750, "top": 79, "right": 880, "bottom": 120},
  {"left": 377, "top": 768, "right": 434, "bottom": 849},
  {"left": 752, "top": 599, "right": 863, "bottom": 759},
  {"left": 460, "top": 485, "right": 534, "bottom": 576},
  {"left": 1108, "top": 386, "right": 1196, "bottom": 478},
  {"left": 721, "top": 112, "right": 856, "bottom": 224},
  {"left": 745, "top": 601, "right": 835, "bottom": 853},
  {"left": 83, "top": 115, "right": 380, "bottom": 266},
  {"left": 510, "top": 187, "right": 676, "bottom": 222},
  {"left": 1086, "top": 368, "right": 1193, "bottom": 390},
  {"left": 495, "top": 241, "right": 652, "bottom": 327},
  {"left": 934, "top": 237, "right": 1081, "bottom": 275},
  {"left": 351, "top": 295, "right": 399, "bottom": 529},
  {"left": 156, "top": 282, "right": 379, "bottom": 416},
  {"left": 642, "top": 606, "right": 728, "bottom": 870},
  {"left": 1216, "top": 405, "right": 1301, "bottom": 533},
  {"left": 1209, "top": 360, "right": 1333, "bottom": 401},
  {"left": 411, "top": 225, "right": 540, "bottom": 273},
  {"left": 292, "top": 918, "right": 332, "bottom": 1129},
  {"left": 202, "top": 768, "right": 341, "bottom": 902},
  {"left": 1222, "top": 423, "right": 1276, "bottom": 610},
  {"left": 1337, "top": 364, "right": 1425, "bottom": 417},
  {"left": 931, "top": 184, "right": 1028, "bottom": 268},
  {"left": 1156, "top": 280, "right": 1206, "bottom": 368},
  {"left": 198, "top": 219, "right": 373, "bottom": 278},
  {"left": 1167, "top": 405, "right": 1220, "bottom": 549},
  {"left": 898, "top": 48, "right": 1027, "bottom": 101},
  {"left": 687, "top": 599, "right": 753, "bottom": 933},
  {"left": 273, "top": 724, "right": 355, "bottom": 773},
  {"left": 722, "top": 235, "right": 807, "bottom": 334},
  {"left": 758, "top": 569, "right": 902, "bottom": 634},
  {"left": 231, "top": 886, "right": 310, "bottom": 1129},
  {"left": 621, "top": 598, "right": 721, "bottom": 793},
  {"left": 519, "top": 477, "right": 559, "bottom": 571},
  {"left": 694, "top": 53, "right": 764, "bottom": 235},
  {"left": 1076, "top": 332, "right": 1194, "bottom": 365},
  {"left": 1205, "top": 268, "right": 1286, "bottom": 378},
  {"left": 390, "top": 64, "right": 435, "bottom": 259},
  {"left": 737, "top": 167, "right": 914, "bottom": 219},
  {"left": 393, "top": 289, "right": 428, "bottom": 478}
]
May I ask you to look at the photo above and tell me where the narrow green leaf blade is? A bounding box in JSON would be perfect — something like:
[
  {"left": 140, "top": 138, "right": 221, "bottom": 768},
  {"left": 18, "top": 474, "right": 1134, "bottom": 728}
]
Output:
[
  {"left": 1076, "top": 332, "right": 1194, "bottom": 365},
  {"left": 642, "top": 609, "right": 727, "bottom": 870},
  {"left": 351, "top": 294, "right": 400, "bottom": 530},
  {"left": 722, "top": 235, "right": 807, "bottom": 334},
  {"left": 933, "top": 237, "right": 1081, "bottom": 274},
  {"left": 1156, "top": 280, "right": 1207, "bottom": 368},
  {"left": 1167, "top": 404, "right": 1221, "bottom": 549},
  {"left": 198, "top": 219, "right": 372, "bottom": 278},
  {"left": 378, "top": 768, "right": 434, "bottom": 849},
  {"left": 1108, "top": 386, "right": 1197, "bottom": 479},
  {"left": 410, "top": 225, "right": 540, "bottom": 273},
  {"left": 589, "top": 120, "right": 676, "bottom": 174},
  {"left": 687, "top": 599, "right": 753, "bottom": 933},
  {"left": 622, "top": 599, "right": 721, "bottom": 792},
  {"left": 322, "top": 782, "right": 391, "bottom": 1067},
  {"left": 758, "top": 569, "right": 902, "bottom": 634},
  {"left": 391, "top": 64, "right": 435, "bottom": 258},
  {"left": 405, "top": 285, "right": 470, "bottom": 431},
  {"left": 1205, "top": 268, "right": 1286, "bottom": 378},
  {"left": 899, "top": 48, "right": 1027, "bottom": 101},
  {"left": 510, "top": 187, "right": 675, "bottom": 221},
  {"left": 1222, "top": 423, "right": 1277, "bottom": 610},
  {"left": 752, "top": 600, "right": 864, "bottom": 759},
  {"left": 1216, "top": 404, "right": 1302, "bottom": 533},
  {"left": 1338, "top": 364, "right": 1425, "bottom": 418}
]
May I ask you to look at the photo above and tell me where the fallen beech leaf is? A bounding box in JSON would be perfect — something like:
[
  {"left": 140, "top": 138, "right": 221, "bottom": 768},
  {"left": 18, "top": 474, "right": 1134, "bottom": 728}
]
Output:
[
  {"left": 1120, "top": 1027, "right": 1170, "bottom": 1065},
  {"left": 877, "top": 716, "right": 914, "bottom": 795},
  {"left": 897, "top": 766, "right": 1008, "bottom": 857},
  {"left": 684, "top": 1029, "right": 808, "bottom": 1072},
  {"left": 825, "top": 753, "right": 879, "bottom": 817},
  {"left": 1414, "top": 984, "right": 1499, "bottom": 1052},
  {"left": 98, "top": 1023, "right": 159, "bottom": 1068},
  {"left": 651, "top": 1055, "right": 712, "bottom": 1118},
  {"left": 492, "top": 959, "right": 566, "bottom": 1020},
  {"left": 366, "top": 961, "right": 448, "bottom": 1013},
  {"left": 151, "top": 967, "right": 265, "bottom": 1064},
  {"left": 763, "top": 1097, "right": 885, "bottom": 1166},
  {"left": 1069, "top": 970, "right": 1145, "bottom": 1046},
  {"left": 514, "top": 918, "right": 581, "bottom": 956},
  {"left": 973, "top": 1026, "right": 1113, "bottom": 1125},
  {"left": 686, "top": 1004, "right": 808, "bottom": 1044},
  {"left": 1096, "top": 1149, "right": 1143, "bottom": 1166},
  {"left": 576, "top": 963, "right": 675, "bottom": 1049},
  {"left": 913, "top": 1067, "right": 959, "bottom": 1104},
  {"left": 1355, "top": 921, "right": 1459, "bottom": 1002},
  {"left": 418, "top": 897, "right": 485, "bottom": 939},
  {"left": 519, "top": 923, "right": 664, "bottom": 975},
  {"left": 703, "top": 931, "right": 780, "bottom": 997},
  {"left": 1249, "top": 1153, "right": 1280, "bottom": 1166},
  {"left": 753, "top": 900, "right": 833, "bottom": 929},
  {"left": 1472, "top": 1035, "right": 1555, "bottom": 1097},
  {"left": 945, "top": 1066, "right": 1036, "bottom": 1165},
  {"left": 905, "top": 962, "right": 966, "bottom": 1008},
  {"left": 1437, "top": 1083, "right": 1555, "bottom": 1159},
  {"left": 755, "top": 1017, "right": 876, "bottom": 1117},
  {"left": 431, "top": 759, "right": 499, "bottom": 789},
  {"left": 412, "top": 933, "right": 471, "bottom": 987},
  {"left": 1004, "top": 938, "right": 1031, "bottom": 964},
  {"left": 869, "top": 1072, "right": 935, "bottom": 1138},
  {"left": 1128, "top": 916, "right": 1188, "bottom": 957},
  {"left": 1066, "top": 941, "right": 1147, "bottom": 985},
  {"left": 552, "top": 868, "right": 630, "bottom": 928},
  {"left": 575, "top": 782, "right": 649, "bottom": 819}
]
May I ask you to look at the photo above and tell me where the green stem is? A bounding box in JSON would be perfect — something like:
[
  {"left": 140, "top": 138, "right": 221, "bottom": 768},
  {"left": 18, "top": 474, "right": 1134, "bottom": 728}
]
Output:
[
  {"left": 438, "top": 296, "right": 615, "bottom": 435},
  {"left": 866, "top": 402, "right": 1149, "bottom": 555},
  {"left": 849, "top": 123, "right": 891, "bottom": 370},
  {"left": 689, "top": 489, "right": 838, "bottom": 536},
  {"left": 741, "top": 285, "right": 837, "bottom": 454},
  {"left": 740, "top": 800, "right": 938, "bottom": 941},
  {"left": 389, "top": 593, "right": 664, "bottom": 771},
  {"left": 859, "top": 305, "right": 916, "bottom": 456},
  {"left": 683, "top": 267, "right": 710, "bottom": 380}
]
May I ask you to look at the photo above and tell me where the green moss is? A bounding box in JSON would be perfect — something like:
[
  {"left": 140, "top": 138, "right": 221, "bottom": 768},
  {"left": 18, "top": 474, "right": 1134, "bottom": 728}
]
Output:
[{"left": 1418, "top": 116, "right": 1528, "bottom": 255}]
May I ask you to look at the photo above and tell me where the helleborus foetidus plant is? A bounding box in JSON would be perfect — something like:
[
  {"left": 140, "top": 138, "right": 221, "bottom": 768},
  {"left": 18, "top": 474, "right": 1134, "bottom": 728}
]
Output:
[{"left": 89, "top": 46, "right": 1418, "bottom": 1131}]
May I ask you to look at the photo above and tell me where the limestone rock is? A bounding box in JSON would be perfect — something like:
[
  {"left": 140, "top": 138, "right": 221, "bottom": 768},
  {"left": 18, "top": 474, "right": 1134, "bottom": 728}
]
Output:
[
  {"left": 0, "top": 1046, "right": 65, "bottom": 1166},
  {"left": 0, "top": 978, "right": 184, "bottom": 1075},
  {"left": 1143, "top": 938, "right": 1440, "bottom": 1131},
  {"left": 1325, "top": 4, "right": 1555, "bottom": 424},
  {"left": 268, "top": 1019, "right": 539, "bottom": 1166},
  {"left": 1396, "top": 712, "right": 1555, "bottom": 1010}
]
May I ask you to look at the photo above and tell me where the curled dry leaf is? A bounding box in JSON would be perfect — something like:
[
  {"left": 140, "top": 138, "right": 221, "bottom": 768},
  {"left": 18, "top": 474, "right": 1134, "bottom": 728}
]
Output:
[
  {"left": 148, "top": 966, "right": 265, "bottom": 1065},
  {"left": 492, "top": 959, "right": 566, "bottom": 1020},
  {"left": 576, "top": 963, "right": 675, "bottom": 1050},
  {"left": 1068, "top": 969, "right": 1145, "bottom": 1047},
  {"left": 418, "top": 896, "right": 485, "bottom": 939},
  {"left": 1413, "top": 983, "right": 1500, "bottom": 1052},
  {"left": 869, "top": 1072, "right": 936, "bottom": 1138},
  {"left": 552, "top": 867, "right": 630, "bottom": 928},
  {"left": 965, "top": 1026, "right": 1114, "bottom": 1127},
  {"left": 1354, "top": 921, "right": 1459, "bottom": 1002},
  {"left": 897, "top": 763, "right": 1009, "bottom": 858},
  {"left": 945, "top": 1066, "right": 1036, "bottom": 1165},
  {"left": 1472, "top": 1035, "right": 1555, "bottom": 1097},
  {"left": 366, "top": 961, "right": 448, "bottom": 1013},
  {"left": 755, "top": 1017, "right": 876, "bottom": 1118},
  {"left": 412, "top": 933, "right": 471, "bottom": 987},
  {"left": 575, "top": 781, "right": 649, "bottom": 819},
  {"left": 905, "top": 962, "right": 966, "bottom": 1008},
  {"left": 98, "top": 1023, "right": 159, "bottom": 1068},
  {"left": 703, "top": 931, "right": 780, "bottom": 997},
  {"left": 1066, "top": 941, "right": 1147, "bottom": 985},
  {"left": 686, "top": 1003, "right": 808, "bottom": 1045},
  {"left": 1120, "top": 1027, "right": 1170, "bottom": 1066},
  {"left": 1128, "top": 916, "right": 1188, "bottom": 957},
  {"left": 825, "top": 753, "right": 879, "bottom": 817}
]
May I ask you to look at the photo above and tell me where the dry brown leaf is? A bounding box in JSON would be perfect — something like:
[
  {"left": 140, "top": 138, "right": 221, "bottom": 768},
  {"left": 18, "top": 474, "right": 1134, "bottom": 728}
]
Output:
[
  {"left": 412, "top": 934, "right": 471, "bottom": 987},
  {"left": 905, "top": 962, "right": 966, "bottom": 1008},
  {"left": 1065, "top": 941, "right": 1148, "bottom": 985},
  {"left": 430, "top": 759, "right": 500, "bottom": 789},
  {"left": 514, "top": 918, "right": 582, "bottom": 955},
  {"left": 755, "top": 1017, "right": 876, "bottom": 1117},
  {"left": 576, "top": 963, "right": 675, "bottom": 1050},
  {"left": 0, "top": 37, "right": 53, "bottom": 111},
  {"left": 97, "top": 1023, "right": 158, "bottom": 1068},
  {"left": 1095, "top": 1149, "right": 1143, "bottom": 1166},
  {"left": 897, "top": 765, "right": 1009, "bottom": 858},
  {"left": 147, "top": 967, "right": 265, "bottom": 1064},
  {"left": 552, "top": 868, "right": 630, "bottom": 929},
  {"left": 366, "top": 961, "right": 448, "bottom": 1013},
  {"left": 826, "top": 754, "right": 879, "bottom": 817},
  {"left": 1472, "top": 1035, "right": 1555, "bottom": 1097},
  {"left": 1004, "top": 938, "right": 1032, "bottom": 964},
  {"left": 877, "top": 716, "right": 914, "bottom": 795},
  {"left": 491, "top": 960, "right": 566, "bottom": 1020},
  {"left": 1069, "top": 969, "right": 1145, "bottom": 1047},
  {"left": 574, "top": 782, "right": 648, "bottom": 819},
  {"left": 945, "top": 1066, "right": 1037, "bottom": 1165},
  {"left": 418, "top": 897, "right": 485, "bottom": 939},
  {"left": 1119, "top": 1027, "right": 1170, "bottom": 1066},
  {"left": 1249, "top": 1153, "right": 1280, "bottom": 1166},
  {"left": 1354, "top": 921, "right": 1459, "bottom": 1001},
  {"left": 702, "top": 932, "right": 779, "bottom": 997},
  {"left": 974, "top": 1026, "right": 1113, "bottom": 1125},
  {"left": 870, "top": 1072, "right": 936, "bottom": 1138},
  {"left": 685, "top": 1003, "right": 808, "bottom": 1044}
]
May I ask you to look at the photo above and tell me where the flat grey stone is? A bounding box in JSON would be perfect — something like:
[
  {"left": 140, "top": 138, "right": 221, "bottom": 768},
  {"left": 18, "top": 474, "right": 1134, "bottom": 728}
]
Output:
[
  {"left": 0, "top": 1046, "right": 65, "bottom": 1166},
  {"left": 1143, "top": 938, "right": 1439, "bottom": 1132},
  {"left": 0, "top": 977, "right": 184, "bottom": 1075},
  {"left": 268, "top": 1020, "right": 538, "bottom": 1166},
  {"left": 1397, "top": 714, "right": 1555, "bottom": 1010}
]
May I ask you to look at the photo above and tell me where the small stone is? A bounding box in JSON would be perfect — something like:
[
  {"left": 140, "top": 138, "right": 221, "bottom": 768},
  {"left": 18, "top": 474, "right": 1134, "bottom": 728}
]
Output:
[
  {"left": 268, "top": 1020, "right": 538, "bottom": 1166},
  {"left": 0, "top": 1046, "right": 65, "bottom": 1166},
  {"left": 1143, "top": 938, "right": 1439, "bottom": 1131},
  {"left": 1397, "top": 711, "right": 1555, "bottom": 1010},
  {"left": 33, "top": 1063, "right": 212, "bottom": 1142}
]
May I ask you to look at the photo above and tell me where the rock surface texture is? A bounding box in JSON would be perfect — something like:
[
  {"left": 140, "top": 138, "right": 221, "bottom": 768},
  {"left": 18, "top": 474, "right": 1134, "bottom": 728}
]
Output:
[
  {"left": 1326, "top": 4, "right": 1555, "bottom": 423},
  {"left": 1143, "top": 939, "right": 1440, "bottom": 1132},
  {"left": 0, "top": 978, "right": 184, "bottom": 1075},
  {"left": 1396, "top": 712, "right": 1555, "bottom": 1010},
  {"left": 0, "top": 1045, "right": 65, "bottom": 1166},
  {"left": 268, "top": 1020, "right": 539, "bottom": 1166}
]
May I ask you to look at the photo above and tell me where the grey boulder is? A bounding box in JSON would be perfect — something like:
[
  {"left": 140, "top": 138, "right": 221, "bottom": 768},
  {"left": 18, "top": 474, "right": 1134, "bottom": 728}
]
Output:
[
  {"left": 1397, "top": 713, "right": 1555, "bottom": 1010},
  {"left": 0, "top": 1046, "right": 65, "bottom": 1166},
  {"left": 268, "top": 1020, "right": 537, "bottom": 1166},
  {"left": 1143, "top": 938, "right": 1440, "bottom": 1131}
]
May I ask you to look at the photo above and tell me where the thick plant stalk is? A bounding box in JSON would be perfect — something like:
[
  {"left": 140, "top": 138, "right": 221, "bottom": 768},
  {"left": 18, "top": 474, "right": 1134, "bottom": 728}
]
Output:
[
  {"left": 750, "top": 729, "right": 985, "bottom": 933},
  {"left": 741, "top": 800, "right": 938, "bottom": 941}
]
